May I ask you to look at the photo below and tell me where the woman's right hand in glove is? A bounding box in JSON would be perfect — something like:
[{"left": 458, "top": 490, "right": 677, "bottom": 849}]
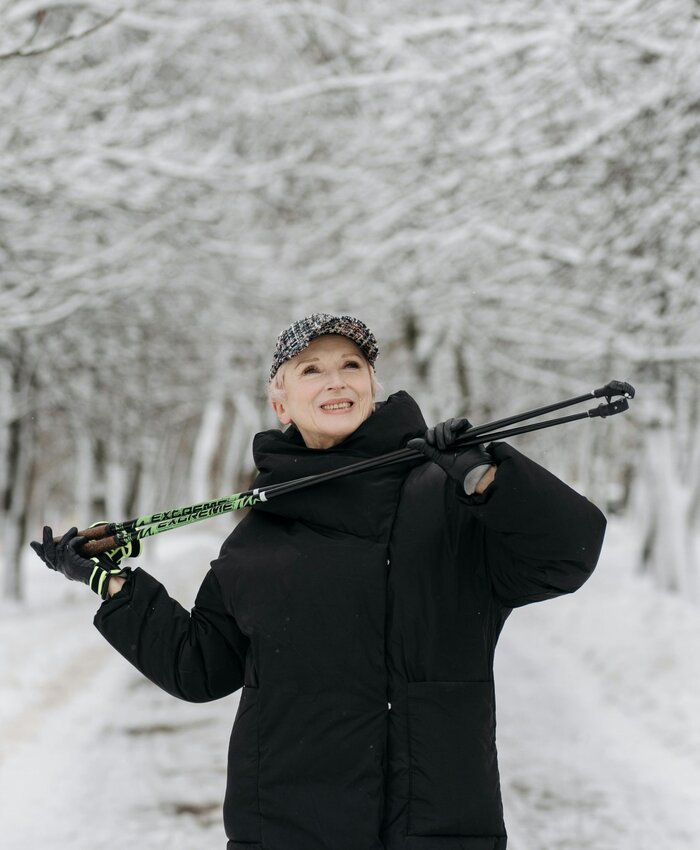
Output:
[{"left": 30, "top": 526, "right": 128, "bottom": 599}]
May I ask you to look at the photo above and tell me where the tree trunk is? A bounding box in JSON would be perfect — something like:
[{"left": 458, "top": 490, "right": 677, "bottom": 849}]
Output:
[
  {"left": 638, "top": 422, "right": 695, "bottom": 597},
  {"left": 105, "top": 435, "right": 130, "bottom": 522},
  {"left": 189, "top": 394, "right": 225, "bottom": 504},
  {"left": 74, "top": 427, "right": 96, "bottom": 524},
  {"left": 2, "top": 414, "right": 35, "bottom": 601}
]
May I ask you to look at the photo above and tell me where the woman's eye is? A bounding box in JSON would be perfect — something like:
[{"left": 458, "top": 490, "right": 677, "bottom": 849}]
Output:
[{"left": 301, "top": 361, "right": 358, "bottom": 375}]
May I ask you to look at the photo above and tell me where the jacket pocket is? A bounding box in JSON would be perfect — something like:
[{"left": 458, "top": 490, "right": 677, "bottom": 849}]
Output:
[
  {"left": 407, "top": 681, "right": 504, "bottom": 837},
  {"left": 224, "top": 686, "right": 261, "bottom": 844}
]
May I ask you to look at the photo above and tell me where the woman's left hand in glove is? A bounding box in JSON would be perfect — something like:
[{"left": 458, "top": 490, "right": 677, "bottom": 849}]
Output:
[{"left": 407, "top": 417, "right": 496, "bottom": 495}]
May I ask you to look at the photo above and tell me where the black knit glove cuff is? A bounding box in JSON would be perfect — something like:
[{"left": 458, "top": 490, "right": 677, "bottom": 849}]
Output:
[{"left": 89, "top": 560, "right": 132, "bottom": 600}]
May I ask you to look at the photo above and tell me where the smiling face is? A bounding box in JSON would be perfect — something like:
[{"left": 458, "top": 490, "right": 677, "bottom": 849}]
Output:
[{"left": 271, "top": 335, "right": 376, "bottom": 449}]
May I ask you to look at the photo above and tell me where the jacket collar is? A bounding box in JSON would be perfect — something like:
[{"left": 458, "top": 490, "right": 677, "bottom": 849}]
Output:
[{"left": 251, "top": 391, "right": 426, "bottom": 539}]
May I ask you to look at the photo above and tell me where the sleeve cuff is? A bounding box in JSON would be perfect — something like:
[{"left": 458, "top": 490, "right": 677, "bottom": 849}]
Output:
[{"left": 463, "top": 463, "right": 493, "bottom": 495}]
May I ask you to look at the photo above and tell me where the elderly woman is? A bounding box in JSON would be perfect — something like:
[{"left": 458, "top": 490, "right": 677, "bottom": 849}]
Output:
[{"left": 32, "top": 313, "right": 606, "bottom": 850}]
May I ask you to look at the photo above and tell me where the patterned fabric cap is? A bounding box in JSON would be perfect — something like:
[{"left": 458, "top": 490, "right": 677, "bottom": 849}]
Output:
[{"left": 269, "top": 313, "right": 379, "bottom": 380}]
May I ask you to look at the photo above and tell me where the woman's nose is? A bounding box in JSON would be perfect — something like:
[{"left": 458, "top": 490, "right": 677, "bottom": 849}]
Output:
[{"left": 326, "top": 369, "right": 346, "bottom": 389}]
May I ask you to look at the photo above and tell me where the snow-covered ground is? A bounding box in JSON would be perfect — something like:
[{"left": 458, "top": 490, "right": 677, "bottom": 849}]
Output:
[
  {"left": 495, "top": 518, "right": 700, "bottom": 850},
  {"left": 1, "top": 520, "right": 699, "bottom": 849}
]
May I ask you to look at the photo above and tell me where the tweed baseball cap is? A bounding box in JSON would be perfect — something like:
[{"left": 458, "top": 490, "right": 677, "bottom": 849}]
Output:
[{"left": 269, "top": 313, "right": 379, "bottom": 380}]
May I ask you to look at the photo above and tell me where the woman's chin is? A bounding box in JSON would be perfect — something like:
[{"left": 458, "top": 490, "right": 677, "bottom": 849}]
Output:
[{"left": 300, "top": 406, "right": 373, "bottom": 448}]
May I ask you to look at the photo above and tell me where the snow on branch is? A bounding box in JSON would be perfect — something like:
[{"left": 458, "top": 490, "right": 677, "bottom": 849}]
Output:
[
  {"left": 376, "top": 10, "right": 550, "bottom": 46},
  {"left": 0, "top": 4, "right": 121, "bottom": 60},
  {"left": 3, "top": 0, "right": 114, "bottom": 18},
  {"left": 252, "top": 29, "right": 555, "bottom": 108},
  {"left": 252, "top": 68, "right": 450, "bottom": 107},
  {"left": 521, "top": 80, "right": 680, "bottom": 172},
  {"left": 474, "top": 221, "right": 587, "bottom": 266},
  {"left": 67, "top": 140, "right": 317, "bottom": 188}
]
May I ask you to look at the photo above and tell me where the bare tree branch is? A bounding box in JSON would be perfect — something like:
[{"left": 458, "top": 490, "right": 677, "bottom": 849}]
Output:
[{"left": 0, "top": 7, "right": 121, "bottom": 60}]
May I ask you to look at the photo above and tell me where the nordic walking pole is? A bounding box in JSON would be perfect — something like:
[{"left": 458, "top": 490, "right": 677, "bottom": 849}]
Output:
[
  {"left": 458, "top": 380, "right": 635, "bottom": 441},
  {"left": 70, "top": 380, "right": 635, "bottom": 557}
]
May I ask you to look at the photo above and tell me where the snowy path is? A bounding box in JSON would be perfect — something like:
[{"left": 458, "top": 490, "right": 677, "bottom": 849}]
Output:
[
  {"left": 1, "top": 522, "right": 699, "bottom": 849},
  {"left": 496, "top": 521, "right": 700, "bottom": 849},
  {"left": 0, "top": 531, "right": 239, "bottom": 850}
]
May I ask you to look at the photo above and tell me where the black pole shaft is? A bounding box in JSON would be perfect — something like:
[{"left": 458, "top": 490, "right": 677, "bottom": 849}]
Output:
[
  {"left": 452, "top": 409, "right": 594, "bottom": 448},
  {"left": 460, "top": 390, "right": 596, "bottom": 440},
  {"left": 108, "top": 387, "right": 632, "bottom": 544},
  {"left": 261, "top": 407, "right": 601, "bottom": 500}
]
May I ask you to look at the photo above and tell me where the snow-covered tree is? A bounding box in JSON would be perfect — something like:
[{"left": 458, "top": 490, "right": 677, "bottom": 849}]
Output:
[{"left": 1, "top": 0, "right": 699, "bottom": 598}]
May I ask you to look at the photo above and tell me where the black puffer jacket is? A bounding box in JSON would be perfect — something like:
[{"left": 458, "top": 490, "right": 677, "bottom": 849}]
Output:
[{"left": 95, "top": 391, "right": 606, "bottom": 850}]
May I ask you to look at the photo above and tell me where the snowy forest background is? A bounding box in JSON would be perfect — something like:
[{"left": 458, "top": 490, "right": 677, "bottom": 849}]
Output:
[
  {"left": 2, "top": 3, "right": 700, "bottom": 849},
  {"left": 2, "top": 0, "right": 700, "bottom": 602}
]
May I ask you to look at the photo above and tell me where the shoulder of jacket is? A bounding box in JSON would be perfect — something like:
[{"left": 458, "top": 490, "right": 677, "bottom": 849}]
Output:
[
  {"left": 401, "top": 461, "right": 457, "bottom": 507},
  {"left": 405, "top": 460, "right": 447, "bottom": 487}
]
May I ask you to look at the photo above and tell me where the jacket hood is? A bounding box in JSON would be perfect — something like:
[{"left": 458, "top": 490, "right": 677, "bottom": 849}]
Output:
[{"left": 250, "top": 391, "right": 427, "bottom": 540}]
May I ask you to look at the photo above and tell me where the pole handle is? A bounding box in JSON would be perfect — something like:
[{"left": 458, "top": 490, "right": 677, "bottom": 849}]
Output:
[
  {"left": 80, "top": 535, "right": 122, "bottom": 557},
  {"left": 51, "top": 523, "right": 115, "bottom": 547},
  {"left": 593, "top": 381, "right": 635, "bottom": 399},
  {"left": 589, "top": 398, "right": 629, "bottom": 418}
]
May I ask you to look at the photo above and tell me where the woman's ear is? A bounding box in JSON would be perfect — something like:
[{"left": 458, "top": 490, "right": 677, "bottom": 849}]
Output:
[{"left": 272, "top": 399, "right": 292, "bottom": 426}]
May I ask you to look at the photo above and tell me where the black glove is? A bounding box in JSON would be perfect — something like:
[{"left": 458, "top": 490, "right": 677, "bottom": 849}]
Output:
[
  {"left": 407, "top": 417, "right": 494, "bottom": 494},
  {"left": 30, "top": 526, "right": 130, "bottom": 600}
]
